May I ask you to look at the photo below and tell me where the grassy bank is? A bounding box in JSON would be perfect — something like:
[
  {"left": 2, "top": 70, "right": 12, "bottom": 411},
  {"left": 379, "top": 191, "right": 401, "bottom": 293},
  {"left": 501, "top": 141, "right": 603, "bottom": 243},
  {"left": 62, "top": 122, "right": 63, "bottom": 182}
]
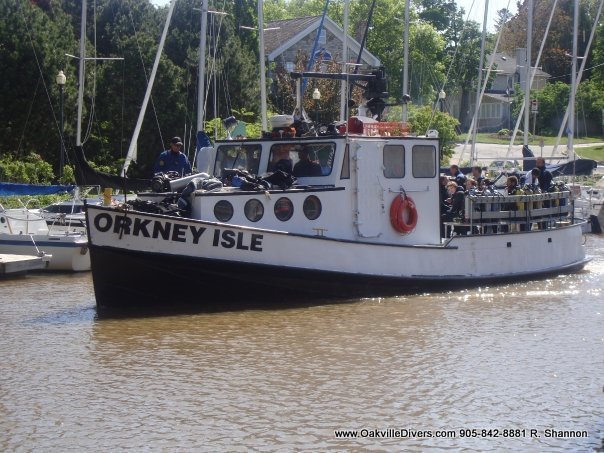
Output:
[
  {"left": 459, "top": 132, "right": 604, "bottom": 146},
  {"left": 575, "top": 145, "right": 604, "bottom": 164}
]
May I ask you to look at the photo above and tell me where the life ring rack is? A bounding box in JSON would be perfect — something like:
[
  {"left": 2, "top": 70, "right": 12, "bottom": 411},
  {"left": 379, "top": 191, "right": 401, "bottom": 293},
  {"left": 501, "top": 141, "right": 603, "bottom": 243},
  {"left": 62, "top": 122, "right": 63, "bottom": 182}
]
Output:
[{"left": 390, "top": 192, "right": 418, "bottom": 234}]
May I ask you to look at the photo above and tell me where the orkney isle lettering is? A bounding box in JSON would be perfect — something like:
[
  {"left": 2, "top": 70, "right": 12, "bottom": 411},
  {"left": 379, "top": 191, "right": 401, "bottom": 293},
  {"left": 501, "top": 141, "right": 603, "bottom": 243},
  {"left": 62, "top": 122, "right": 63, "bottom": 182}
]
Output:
[{"left": 93, "top": 212, "right": 263, "bottom": 251}]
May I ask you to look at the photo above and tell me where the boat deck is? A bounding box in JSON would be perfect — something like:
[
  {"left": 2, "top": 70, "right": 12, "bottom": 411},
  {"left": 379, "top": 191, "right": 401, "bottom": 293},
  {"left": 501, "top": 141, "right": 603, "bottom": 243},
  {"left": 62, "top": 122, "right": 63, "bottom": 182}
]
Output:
[{"left": 0, "top": 254, "right": 49, "bottom": 276}]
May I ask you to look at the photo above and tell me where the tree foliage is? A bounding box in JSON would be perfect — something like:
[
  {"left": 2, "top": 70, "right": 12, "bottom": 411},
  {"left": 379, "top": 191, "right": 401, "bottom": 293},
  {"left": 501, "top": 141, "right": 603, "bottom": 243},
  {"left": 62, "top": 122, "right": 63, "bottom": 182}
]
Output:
[{"left": 2, "top": 0, "right": 603, "bottom": 185}]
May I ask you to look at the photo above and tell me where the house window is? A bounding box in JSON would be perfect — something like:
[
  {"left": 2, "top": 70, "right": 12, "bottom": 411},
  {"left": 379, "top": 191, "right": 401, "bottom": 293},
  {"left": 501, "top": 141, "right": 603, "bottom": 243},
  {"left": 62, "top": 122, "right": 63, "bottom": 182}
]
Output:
[{"left": 478, "top": 103, "right": 501, "bottom": 119}]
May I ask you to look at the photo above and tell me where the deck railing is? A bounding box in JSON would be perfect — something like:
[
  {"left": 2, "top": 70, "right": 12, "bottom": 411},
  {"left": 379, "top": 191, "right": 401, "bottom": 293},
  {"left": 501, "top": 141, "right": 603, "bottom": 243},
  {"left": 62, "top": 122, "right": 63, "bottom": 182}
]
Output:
[{"left": 451, "top": 190, "right": 575, "bottom": 235}]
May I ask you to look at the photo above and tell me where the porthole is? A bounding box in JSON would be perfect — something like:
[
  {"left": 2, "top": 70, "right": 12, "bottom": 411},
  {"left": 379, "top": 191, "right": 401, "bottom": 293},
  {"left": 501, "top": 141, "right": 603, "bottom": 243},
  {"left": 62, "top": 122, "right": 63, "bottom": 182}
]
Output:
[
  {"left": 244, "top": 198, "right": 264, "bottom": 222},
  {"left": 214, "top": 200, "right": 234, "bottom": 222},
  {"left": 303, "top": 195, "right": 322, "bottom": 220},
  {"left": 274, "top": 197, "right": 294, "bottom": 221}
]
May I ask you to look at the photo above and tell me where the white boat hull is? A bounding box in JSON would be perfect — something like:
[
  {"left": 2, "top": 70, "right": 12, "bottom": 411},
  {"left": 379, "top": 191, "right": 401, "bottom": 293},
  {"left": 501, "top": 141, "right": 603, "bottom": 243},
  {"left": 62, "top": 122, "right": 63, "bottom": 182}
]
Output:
[
  {"left": 86, "top": 206, "right": 588, "bottom": 311},
  {"left": 0, "top": 233, "right": 90, "bottom": 272}
]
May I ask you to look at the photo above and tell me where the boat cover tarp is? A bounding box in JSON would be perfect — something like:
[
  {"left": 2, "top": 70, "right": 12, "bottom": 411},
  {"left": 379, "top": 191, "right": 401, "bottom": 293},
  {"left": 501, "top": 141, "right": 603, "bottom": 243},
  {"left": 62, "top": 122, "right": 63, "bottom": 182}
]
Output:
[
  {"left": 73, "top": 146, "right": 151, "bottom": 192},
  {"left": 522, "top": 145, "right": 597, "bottom": 176},
  {"left": 0, "top": 182, "right": 76, "bottom": 196}
]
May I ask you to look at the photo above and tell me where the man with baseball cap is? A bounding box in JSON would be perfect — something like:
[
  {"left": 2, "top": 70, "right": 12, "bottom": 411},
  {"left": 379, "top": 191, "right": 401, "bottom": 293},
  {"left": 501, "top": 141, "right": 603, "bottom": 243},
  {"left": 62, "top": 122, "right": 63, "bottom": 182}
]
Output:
[{"left": 152, "top": 136, "right": 192, "bottom": 176}]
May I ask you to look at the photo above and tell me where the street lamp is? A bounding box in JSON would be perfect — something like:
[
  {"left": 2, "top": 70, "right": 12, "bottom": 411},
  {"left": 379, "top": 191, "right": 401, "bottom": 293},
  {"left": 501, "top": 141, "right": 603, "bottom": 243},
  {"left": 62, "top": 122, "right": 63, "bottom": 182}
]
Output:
[
  {"left": 312, "top": 87, "right": 321, "bottom": 126},
  {"left": 438, "top": 89, "right": 446, "bottom": 113},
  {"left": 56, "top": 70, "right": 66, "bottom": 181}
]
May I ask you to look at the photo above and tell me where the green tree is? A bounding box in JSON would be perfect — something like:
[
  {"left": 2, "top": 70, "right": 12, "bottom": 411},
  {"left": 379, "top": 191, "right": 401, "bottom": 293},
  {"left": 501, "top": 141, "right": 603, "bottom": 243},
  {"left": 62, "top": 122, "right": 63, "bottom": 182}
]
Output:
[
  {"left": 0, "top": 0, "right": 76, "bottom": 167},
  {"left": 407, "top": 106, "right": 459, "bottom": 163}
]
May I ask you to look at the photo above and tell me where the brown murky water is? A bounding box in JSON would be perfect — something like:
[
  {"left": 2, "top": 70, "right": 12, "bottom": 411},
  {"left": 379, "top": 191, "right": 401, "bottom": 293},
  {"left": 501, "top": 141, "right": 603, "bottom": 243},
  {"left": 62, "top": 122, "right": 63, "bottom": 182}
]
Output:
[{"left": 1, "top": 236, "right": 603, "bottom": 451}]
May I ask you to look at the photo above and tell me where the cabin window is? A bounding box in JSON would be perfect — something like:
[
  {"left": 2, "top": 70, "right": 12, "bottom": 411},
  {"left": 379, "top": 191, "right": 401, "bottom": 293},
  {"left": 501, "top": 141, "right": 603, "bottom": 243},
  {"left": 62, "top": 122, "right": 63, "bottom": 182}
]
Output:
[
  {"left": 214, "top": 144, "right": 261, "bottom": 177},
  {"left": 303, "top": 196, "right": 322, "bottom": 220},
  {"left": 274, "top": 197, "right": 294, "bottom": 221},
  {"left": 244, "top": 199, "right": 264, "bottom": 222},
  {"left": 411, "top": 145, "right": 437, "bottom": 178},
  {"left": 213, "top": 200, "right": 234, "bottom": 222},
  {"left": 383, "top": 145, "right": 405, "bottom": 178},
  {"left": 268, "top": 142, "right": 336, "bottom": 176},
  {"left": 340, "top": 144, "right": 350, "bottom": 179}
]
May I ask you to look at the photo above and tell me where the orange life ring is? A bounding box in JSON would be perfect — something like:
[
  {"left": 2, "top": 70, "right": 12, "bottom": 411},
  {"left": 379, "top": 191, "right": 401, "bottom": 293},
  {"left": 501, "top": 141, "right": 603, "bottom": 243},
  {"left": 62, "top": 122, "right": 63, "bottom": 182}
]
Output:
[{"left": 390, "top": 194, "right": 418, "bottom": 234}]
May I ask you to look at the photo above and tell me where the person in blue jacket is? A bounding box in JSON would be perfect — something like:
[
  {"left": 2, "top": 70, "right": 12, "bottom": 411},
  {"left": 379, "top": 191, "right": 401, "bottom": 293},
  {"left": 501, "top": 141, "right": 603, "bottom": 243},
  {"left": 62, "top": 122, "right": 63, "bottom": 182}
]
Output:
[{"left": 153, "top": 136, "right": 192, "bottom": 176}]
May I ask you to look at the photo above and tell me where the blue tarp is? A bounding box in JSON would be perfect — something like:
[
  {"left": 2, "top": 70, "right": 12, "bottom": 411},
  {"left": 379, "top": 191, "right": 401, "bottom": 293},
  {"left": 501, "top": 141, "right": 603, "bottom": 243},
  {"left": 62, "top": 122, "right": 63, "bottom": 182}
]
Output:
[{"left": 0, "top": 182, "right": 76, "bottom": 196}]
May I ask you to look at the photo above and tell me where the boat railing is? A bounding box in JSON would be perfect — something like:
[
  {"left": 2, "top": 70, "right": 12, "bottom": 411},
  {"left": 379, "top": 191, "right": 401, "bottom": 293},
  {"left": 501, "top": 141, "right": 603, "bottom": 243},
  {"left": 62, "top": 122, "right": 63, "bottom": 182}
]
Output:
[{"left": 460, "top": 190, "right": 575, "bottom": 233}]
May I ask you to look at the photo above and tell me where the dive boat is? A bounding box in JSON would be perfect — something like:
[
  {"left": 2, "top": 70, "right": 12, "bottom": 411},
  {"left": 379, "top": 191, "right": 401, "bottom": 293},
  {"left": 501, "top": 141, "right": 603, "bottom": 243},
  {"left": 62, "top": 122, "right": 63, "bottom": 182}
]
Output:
[
  {"left": 83, "top": 0, "right": 588, "bottom": 311},
  {"left": 0, "top": 205, "right": 90, "bottom": 271},
  {"left": 85, "top": 110, "right": 588, "bottom": 311}
]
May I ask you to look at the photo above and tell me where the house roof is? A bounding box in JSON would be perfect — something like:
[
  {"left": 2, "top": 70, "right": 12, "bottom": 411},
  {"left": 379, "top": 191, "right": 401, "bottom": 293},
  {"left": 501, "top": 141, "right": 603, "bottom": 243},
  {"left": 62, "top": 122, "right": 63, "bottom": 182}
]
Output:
[
  {"left": 490, "top": 52, "right": 550, "bottom": 78},
  {"left": 265, "top": 15, "right": 380, "bottom": 67}
]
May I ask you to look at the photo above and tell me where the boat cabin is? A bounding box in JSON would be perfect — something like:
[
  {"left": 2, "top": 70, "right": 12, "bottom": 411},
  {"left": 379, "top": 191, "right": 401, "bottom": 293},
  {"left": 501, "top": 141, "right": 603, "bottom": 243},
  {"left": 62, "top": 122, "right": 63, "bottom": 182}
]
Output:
[{"left": 188, "top": 128, "right": 442, "bottom": 245}]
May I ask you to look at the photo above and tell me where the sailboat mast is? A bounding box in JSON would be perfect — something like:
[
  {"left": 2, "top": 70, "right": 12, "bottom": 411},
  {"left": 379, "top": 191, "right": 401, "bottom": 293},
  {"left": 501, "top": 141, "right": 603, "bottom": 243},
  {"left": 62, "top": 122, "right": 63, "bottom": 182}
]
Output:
[
  {"left": 121, "top": 0, "right": 177, "bottom": 176},
  {"left": 340, "top": 0, "right": 350, "bottom": 121},
  {"left": 402, "top": 0, "right": 410, "bottom": 123},
  {"left": 568, "top": 0, "right": 579, "bottom": 162},
  {"left": 196, "top": 0, "right": 209, "bottom": 132},
  {"left": 76, "top": 0, "right": 87, "bottom": 147},
  {"left": 471, "top": 0, "right": 489, "bottom": 165},
  {"left": 523, "top": 0, "right": 533, "bottom": 147},
  {"left": 258, "top": 0, "right": 268, "bottom": 131}
]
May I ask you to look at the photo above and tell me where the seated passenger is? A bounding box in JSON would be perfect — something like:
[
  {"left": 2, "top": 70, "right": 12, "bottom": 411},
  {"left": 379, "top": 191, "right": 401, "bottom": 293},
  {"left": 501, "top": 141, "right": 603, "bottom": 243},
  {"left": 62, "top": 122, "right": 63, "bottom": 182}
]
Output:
[
  {"left": 441, "top": 182, "right": 468, "bottom": 236},
  {"left": 268, "top": 144, "right": 294, "bottom": 173},
  {"left": 449, "top": 164, "right": 466, "bottom": 187},
  {"left": 293, "top": 148, "right": 322, "bottom": 177}
]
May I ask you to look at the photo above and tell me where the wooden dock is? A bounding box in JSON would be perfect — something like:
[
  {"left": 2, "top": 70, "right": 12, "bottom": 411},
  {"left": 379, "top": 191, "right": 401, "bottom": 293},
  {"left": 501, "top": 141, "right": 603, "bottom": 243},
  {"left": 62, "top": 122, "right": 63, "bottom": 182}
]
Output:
[{"left": 0, "top": 254, "right": 50, "bottom": 276}]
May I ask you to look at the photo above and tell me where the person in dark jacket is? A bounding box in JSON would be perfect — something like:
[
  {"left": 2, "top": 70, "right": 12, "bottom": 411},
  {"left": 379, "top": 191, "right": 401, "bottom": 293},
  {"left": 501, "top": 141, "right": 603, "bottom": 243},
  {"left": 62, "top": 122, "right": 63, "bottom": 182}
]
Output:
[
  {"left": 535, "top": 157, "right": 552, "bottom": 192},
  {"left": 153, "top": 136, "right": 192, "bottom": 176},
  {"left": 441, "top": 181, "right": 468, "bottom": 235},
  {"left": 293, "top": 147, "right": 322, "bottom": 177},
  {"left": 449, "top": 164, "right": 466, "bottom": 187}
]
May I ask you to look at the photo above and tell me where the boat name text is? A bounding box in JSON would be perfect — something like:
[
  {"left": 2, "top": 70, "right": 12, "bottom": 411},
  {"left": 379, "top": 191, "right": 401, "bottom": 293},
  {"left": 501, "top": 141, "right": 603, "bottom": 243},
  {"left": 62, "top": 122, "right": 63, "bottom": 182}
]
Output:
[{"left": 93, "top": 213, "right": 263, "bottom": 251}]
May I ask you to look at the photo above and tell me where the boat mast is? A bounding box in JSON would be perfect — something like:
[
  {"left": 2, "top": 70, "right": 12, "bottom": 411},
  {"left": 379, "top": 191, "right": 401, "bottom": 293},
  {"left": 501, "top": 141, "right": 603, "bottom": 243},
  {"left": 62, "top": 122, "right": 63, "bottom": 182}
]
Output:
[
  {"left": 402, "top": 0, "right": 410, "bottom": 123},
  {"left": 471, "top": 0, "right": 489, "bottom": 165},
  {"left": 76, "top": 0, "right": 87, "bottom": 147},
  {"left": 196, "top": 0, "right": 209, "bottom": 133},
  {"left": 258, "top": 0, "right": 268, "bottom": 132},
  {"left": 523, "top": 0, "right": 533, "bottom": 149},
  {"left": 340, "top": 0, "right": 350, "bottom": 121},
  {"left": 568, "top": 0, "right": 579, "bottom": 162},
  {"left": 121, "top": 0, "right": 177, "bottom": 177}
]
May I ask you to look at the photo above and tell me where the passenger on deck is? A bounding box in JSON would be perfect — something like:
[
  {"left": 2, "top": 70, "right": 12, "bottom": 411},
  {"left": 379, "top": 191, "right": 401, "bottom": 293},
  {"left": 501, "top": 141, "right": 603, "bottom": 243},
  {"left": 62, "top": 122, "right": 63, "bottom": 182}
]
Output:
[
  {"left": 505, "top": 175, "right": 525, "bottom": 231},
  {"left": 439, "top": 176, "right": 449, "bottom": 212},
  {"left": 449, "top": 164, "right": 466, "bottom": 187},
  {"left": 441, "top": 182, "right": 468, "bottom": 235},
  {"left": 153, "top": 136, "right": 192, "bottom": 176},
  {"left": 535, "top": 157, "right": 553, "bottom": 192},
  {"left": 471, "top": 166, "right": 484, "bottom": 185},
  {"left": 524, "top": 167, "right": 541, "bottom": 190},
  {"left": 268, "top": 144, "right": 294, "bottom": 174},
  {"left": 293, "top": 147, "right": 323, "bottom": 177},
  {"left": 465, "top": 177, "right": 478, "bottom": 194}
]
